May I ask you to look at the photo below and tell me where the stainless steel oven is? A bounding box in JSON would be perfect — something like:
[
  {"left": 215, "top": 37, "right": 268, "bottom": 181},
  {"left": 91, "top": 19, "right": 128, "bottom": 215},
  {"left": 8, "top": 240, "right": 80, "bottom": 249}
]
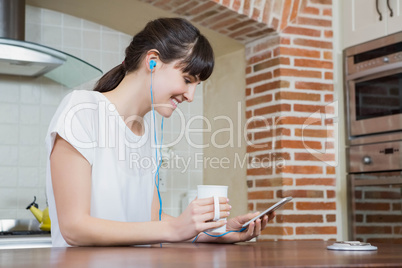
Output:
[
  {"left": 345, "top": 31, "right": 402, "bottom": 139},
  {"left": 345, "top": 32, "right": 402, "bottom": 244}
]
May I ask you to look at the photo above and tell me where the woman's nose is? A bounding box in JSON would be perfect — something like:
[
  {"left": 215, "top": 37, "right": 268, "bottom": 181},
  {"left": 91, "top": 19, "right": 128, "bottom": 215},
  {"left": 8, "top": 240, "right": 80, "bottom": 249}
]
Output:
[{"left": 183, "top": 85, "right": 196, "bottom": 103}]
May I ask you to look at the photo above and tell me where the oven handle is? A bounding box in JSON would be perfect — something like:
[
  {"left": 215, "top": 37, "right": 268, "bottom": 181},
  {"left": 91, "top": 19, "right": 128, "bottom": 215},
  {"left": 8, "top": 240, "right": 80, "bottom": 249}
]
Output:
[{"left": 376, "top": 0, "right": 383, "bottom": 20}]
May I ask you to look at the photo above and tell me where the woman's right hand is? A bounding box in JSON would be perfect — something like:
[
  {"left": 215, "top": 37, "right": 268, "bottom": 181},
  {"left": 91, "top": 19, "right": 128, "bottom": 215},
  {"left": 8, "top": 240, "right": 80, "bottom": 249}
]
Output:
[{"left": 169, "top": 197, "right": 231, "bottom": 241}]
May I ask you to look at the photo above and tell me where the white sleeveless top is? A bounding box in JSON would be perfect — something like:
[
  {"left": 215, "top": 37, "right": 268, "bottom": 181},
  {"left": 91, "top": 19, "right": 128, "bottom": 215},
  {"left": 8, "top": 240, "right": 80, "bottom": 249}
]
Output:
[{"left": 45, "top": 90, "right": 155, "bottom": 247}]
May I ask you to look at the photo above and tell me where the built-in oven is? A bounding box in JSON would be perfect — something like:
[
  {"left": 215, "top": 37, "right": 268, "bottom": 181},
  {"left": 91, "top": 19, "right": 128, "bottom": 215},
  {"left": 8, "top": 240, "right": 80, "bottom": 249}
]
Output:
[
  {"left": 345, "top": 32, "right": 402, "bottom": 244},
  {"left": 347, "top": 141, "right": 402, "bottom": 244},
  {"left": 345, "top": 31, "right": 402, "bottom": 139}
]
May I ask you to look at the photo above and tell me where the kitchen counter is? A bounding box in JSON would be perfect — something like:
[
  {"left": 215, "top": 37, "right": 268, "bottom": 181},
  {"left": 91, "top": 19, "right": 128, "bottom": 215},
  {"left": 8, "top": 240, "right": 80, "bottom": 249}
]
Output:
[{"left": 1, "top": 241, "right": 402, "bottom": 267}]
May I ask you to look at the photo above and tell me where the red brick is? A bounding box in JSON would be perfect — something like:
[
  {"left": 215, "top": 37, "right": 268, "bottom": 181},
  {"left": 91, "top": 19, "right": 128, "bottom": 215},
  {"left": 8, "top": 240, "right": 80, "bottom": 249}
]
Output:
[
  {"left": 255, "top": 177, "right": 293, "bottom": 187},
  {"left": 255, "top": 104, "right": 291, "bottom": 116},
  {"left": 275, "top": 116, "right": 321, "bottom": 125},
  {"left": 290, "top": 0, "right": 300, "bottom": 21},
  {"left": 248, "top": 202, "right": 254, "bottom": 211},
  {"left": 248, "top": 191, "right": 274, "bottom": 200},
  {"left": 246, "top": 94, "right": 273, "bottom": 107},
  {"left": 229, "top": 26, "right": 259, "bottom": 39},
  {"left": 256, "top": 202, "right": 294, "bottom": 211},
  {"left": 246, "top": 72, "right": 273, "bottom": 85},
  {"left": 247, "top": 142, "right": 273, "bottom": 153},
  {"left": 297, "top": 17, "right": 332, "bottom": 27},
  {"left": 294, "top": 104, "right": 334, "bottom": 114},
  {"left": 324, "top": 30, "right": 333, "bottom": 38},
  {"left": 326, "top": 214, "right": 336, "bottom": 222},
  {"left": 254, "top": 58, "right": 282, "bottom": 72},
  {"left": 244, "top": 0, "right": 251, "bottom": 15},
  {"left": 261, "top": 226, "right": 294, "bottom": 235},
  {"left": 280, "top": 0, "right": 293, "bottom": 30},
  {"left": 296, "top": 178, "right": 336, "bottom": 186},
  {"left": 275, "top": 140, "right": 322, "bottom": 150},
  {"left": 210, "top": 17, "right": 239, "bottom": 31},
  {"left": 276, "top": 91, "right": 321, "bottom": 102},
  {"left": 302, "top": 6, "right": 320, "bottom": 15},
  {"left": 295, "top": 152, "right": 335, "bottom": 162},
  {"left": 296, "top": 226, "right": 337, "bottom": 235},
  {"left": 356, "top": 226, "right": 392, "bottom": 234},
  {"left": 294, "top": 38, "right": 333, "bottom": 49},
  {"left": 278, "top": 189, "right": 324, "bottom": 198},
  {"left": 295, "top": 59, "right": 333, "bottom": 69},
  {"left": 274, "top": 68, "right": 321, "bottom": 79},
  {"left": 252, "top": 37, "right": 280, "bottom": 53},
  {"left": 324, "top": 94, "right": 333, "bottom": 102},
  {"left": 310, "top": 0, "right": 332, "bottom": 5},
  {"left": 279, "top": 47, "right": 321, "bottom": 58},
  {"left": 323, "top": 8, "right": 332, "bottom": 16},
  {"left": 327, "top": 190, "right": 335, "bottom": 198},
  {"left": 295, "top": 81, "right": 333, "bottom": 91},
  {"left": 254, "top": 128, "right": 291, "bottom": 140},
  {"left": 280, "top": 37, "right": 291, "bottom": 45},
  {"left": 323, "top": 51, "right": 333, "bottom": 60},
  {"left": 295, "top": 128, "right": 333, "bottom": 138},
  {"left": 365, "top": 191, "right": 401, "bottom": 199},
  {"left": 262, "top": 0, "right": 271, "bottom": 23},
  {"left": 246, "top": 117, "right": 273, "bottom": 129},
  {"left": 254, "top": 80, "right": 290, "bottom": 94},
  {"left": 326, "top": 166, "right": 335, "bottom": 174},
  {"left": 277, "top": 214, "right": 323, "bottom": 223},
  {"left": 233, "top": 0, "right": 241, "bottom": 11},
  {"left": 251, "top": 152, "right": 291, "bottom": 162},
  {"left": 355, "top": 202, "right": 390, "bottom": 211},
  {"left": 278, "top": 165, "right": 323, "bottom": 174},
  {"left": 247, "top": 51, "right": 272, "bottom": 65},
  {"left": 246, "top": 88, "right": 251, "bottom": 96},
  {"left": 297, "top": 202, "right": 336, "bottom": 210},
  {"left": 283, "top": 26, "right": 321, "bottom": 37},
  {"left": 325, "top": 72, "right": 333, "bottom": 80},
  {"left": 247, "top": 167, "right": 273, "bottom": 176}
]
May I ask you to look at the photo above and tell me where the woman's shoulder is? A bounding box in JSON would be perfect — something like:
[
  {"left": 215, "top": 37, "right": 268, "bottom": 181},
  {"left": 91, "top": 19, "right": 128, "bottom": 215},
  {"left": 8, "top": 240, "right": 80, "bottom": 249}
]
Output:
[{"left": 62, "top": 90, "right": 102, "bottom": 105}]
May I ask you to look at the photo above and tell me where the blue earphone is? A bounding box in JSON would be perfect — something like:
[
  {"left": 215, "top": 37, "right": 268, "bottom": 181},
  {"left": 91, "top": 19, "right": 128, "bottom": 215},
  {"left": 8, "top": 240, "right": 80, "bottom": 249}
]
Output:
[{"left": 150, "top": 59, "right": 156, "bottom": 70}]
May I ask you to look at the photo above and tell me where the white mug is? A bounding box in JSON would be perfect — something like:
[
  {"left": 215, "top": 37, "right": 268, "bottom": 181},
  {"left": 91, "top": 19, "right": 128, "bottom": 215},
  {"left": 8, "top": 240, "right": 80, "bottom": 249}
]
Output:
[{"left": 197, "top": 185, "right": 228, "bottom": 233}]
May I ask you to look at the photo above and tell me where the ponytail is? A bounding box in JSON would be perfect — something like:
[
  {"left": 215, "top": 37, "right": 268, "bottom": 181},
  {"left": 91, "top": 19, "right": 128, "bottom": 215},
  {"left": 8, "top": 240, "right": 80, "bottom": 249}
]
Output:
[{"left": 93, "top": 63, "right": 126, "bottom": 93}]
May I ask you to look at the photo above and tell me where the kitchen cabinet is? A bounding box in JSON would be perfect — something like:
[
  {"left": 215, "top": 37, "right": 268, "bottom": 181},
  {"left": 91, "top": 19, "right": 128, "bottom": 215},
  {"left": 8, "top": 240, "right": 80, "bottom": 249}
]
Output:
[{"left": 343, "top": 0, "right": 402, "bottom": 48}]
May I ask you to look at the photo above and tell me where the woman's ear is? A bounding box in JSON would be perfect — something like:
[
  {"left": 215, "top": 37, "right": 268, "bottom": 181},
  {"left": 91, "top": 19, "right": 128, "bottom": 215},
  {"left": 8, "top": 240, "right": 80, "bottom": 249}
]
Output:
[{"left": 146, "top": 50, "right": 160, "bottom": 72}]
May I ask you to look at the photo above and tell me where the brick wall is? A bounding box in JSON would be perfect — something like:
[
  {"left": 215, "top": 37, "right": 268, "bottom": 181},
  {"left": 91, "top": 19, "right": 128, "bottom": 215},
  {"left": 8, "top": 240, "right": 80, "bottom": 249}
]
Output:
[
  {"left": 140, "top": 0, "right": 336, "bottom": 240},
  {"left": 353, "top": 185, "right": 402, "bottom": 244}
]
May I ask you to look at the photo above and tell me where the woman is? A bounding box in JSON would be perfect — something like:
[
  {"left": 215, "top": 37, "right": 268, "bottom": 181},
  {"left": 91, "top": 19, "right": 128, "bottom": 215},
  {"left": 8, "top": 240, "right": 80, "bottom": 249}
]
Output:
[{"left": 46, "top": 17, "right": 274, "bottom": 247}]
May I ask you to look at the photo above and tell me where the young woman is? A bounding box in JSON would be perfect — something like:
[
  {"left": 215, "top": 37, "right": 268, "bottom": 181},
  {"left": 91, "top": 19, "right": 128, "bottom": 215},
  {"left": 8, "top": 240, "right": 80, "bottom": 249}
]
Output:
[{"left": 46, "top": 17, "right": 274, "bottom": 247}]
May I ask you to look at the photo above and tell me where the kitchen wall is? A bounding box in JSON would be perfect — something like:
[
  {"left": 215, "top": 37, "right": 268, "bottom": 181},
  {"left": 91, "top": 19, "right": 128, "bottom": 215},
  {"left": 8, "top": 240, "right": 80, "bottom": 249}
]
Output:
[{"left": 0, "top": 5, "right": 203, "bottom": 219}]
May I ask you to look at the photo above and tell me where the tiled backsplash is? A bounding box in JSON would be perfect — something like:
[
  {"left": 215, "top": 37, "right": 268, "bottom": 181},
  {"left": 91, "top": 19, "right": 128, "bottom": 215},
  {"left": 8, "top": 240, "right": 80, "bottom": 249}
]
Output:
[{"left": 0, "top": 5, "right": 202, "bottom": 219}]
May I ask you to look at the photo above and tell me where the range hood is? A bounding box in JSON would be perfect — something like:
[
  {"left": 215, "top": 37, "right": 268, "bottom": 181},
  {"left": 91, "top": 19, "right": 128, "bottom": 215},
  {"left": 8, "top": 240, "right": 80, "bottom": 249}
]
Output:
[{"left": 0, "top": 0, "right": 102, "bottom": 88}]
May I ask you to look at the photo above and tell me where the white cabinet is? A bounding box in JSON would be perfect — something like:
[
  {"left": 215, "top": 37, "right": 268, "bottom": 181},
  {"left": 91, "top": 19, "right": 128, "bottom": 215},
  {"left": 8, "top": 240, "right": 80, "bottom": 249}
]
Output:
[{"left": 343, "top": 0, "right": 402, "bottom": 48}]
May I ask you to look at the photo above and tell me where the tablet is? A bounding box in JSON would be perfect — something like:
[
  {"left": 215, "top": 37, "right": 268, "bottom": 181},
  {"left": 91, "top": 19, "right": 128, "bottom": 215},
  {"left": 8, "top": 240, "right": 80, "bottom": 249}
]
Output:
[{"left": 242, "top": 197, "right": 292, "bottom": 228}]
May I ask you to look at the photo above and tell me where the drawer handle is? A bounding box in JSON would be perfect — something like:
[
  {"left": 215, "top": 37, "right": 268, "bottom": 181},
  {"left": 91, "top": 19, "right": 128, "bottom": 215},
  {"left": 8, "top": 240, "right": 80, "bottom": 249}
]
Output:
[{"left": 376, "top": 0, "right": 383, "bottom": 21}]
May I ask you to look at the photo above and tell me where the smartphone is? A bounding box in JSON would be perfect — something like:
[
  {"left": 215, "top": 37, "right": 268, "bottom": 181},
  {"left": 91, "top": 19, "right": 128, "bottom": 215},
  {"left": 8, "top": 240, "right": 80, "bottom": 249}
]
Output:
[{"left": 242, "top": 197, "right": 293, "bottom": 228}]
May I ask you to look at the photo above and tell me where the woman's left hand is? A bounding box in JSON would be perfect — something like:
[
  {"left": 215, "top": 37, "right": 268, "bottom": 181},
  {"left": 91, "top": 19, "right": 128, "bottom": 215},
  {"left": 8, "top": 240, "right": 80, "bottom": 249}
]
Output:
[{"left": 196, "top": 211, "right": 275, "bottom": 243}]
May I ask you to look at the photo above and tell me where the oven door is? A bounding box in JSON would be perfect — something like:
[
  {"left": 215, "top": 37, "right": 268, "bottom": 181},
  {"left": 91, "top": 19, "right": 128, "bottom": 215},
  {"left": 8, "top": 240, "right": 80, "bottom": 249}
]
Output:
[
  {"left": 348, "top": 68, "right": 402, "bottom": 137},
  {"left": 348, "top": 172, "right": 402, "bottom": 244}
]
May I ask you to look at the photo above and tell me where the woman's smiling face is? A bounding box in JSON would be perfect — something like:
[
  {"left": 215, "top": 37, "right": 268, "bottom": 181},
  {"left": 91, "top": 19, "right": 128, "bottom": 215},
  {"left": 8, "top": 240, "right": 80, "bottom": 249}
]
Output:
[{"left": 151, "top": 60, "right": 200, "bottom": 118}]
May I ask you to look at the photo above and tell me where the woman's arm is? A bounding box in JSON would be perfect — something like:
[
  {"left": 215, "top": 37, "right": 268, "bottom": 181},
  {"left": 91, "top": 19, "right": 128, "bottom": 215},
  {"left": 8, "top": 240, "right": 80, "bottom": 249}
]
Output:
[{"left": 50, "top": 135, "right": 229, "bottom": 246}]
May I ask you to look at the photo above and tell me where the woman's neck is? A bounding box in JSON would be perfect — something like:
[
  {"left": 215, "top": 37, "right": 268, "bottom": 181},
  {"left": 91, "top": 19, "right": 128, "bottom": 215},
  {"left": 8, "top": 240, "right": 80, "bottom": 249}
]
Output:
[{"left": 101, "top": 71, "right": 152, "bottom": 135}]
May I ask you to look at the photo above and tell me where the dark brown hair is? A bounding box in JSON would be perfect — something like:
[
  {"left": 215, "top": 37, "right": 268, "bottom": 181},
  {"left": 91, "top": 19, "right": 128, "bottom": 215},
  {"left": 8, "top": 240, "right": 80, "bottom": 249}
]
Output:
[{"left": 94, "top": 18, "right": 214, "bottom": 92}]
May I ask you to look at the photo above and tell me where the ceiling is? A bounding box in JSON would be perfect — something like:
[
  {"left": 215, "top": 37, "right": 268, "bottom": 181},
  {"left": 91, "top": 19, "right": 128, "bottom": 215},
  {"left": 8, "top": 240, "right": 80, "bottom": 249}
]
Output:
[{"left": 26, "top": 0, "right": 244, "bottom": 57}]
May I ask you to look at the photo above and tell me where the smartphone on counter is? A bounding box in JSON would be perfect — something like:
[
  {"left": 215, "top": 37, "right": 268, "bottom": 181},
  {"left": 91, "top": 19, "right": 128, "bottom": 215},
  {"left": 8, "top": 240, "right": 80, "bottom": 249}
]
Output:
[{"left": 242, "top": 197, "right": 293, "bottom": 228}]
